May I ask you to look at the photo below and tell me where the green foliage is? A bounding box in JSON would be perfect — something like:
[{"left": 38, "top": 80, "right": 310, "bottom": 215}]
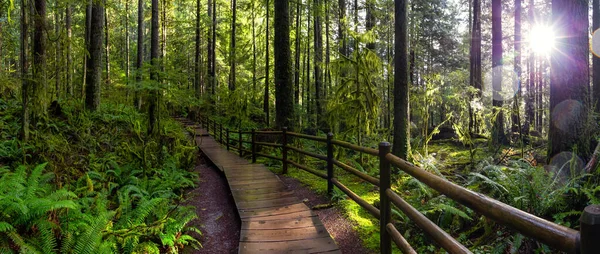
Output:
[{"left": 0, "top": 100, "right": 201, "bottom": 253}]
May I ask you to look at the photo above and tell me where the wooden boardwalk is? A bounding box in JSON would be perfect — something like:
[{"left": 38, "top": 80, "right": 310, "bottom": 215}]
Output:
[{"left": 178, "top": 119, "right": 341, "bottom": 254}]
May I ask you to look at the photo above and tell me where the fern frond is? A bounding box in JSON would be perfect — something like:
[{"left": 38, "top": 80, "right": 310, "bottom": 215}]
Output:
[{"left": 0, "top": 222, "right": 14, "bottom": 233}]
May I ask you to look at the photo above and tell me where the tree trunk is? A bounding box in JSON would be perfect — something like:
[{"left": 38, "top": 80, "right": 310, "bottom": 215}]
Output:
[
  {"left": 125, "top": 0, "right": 130, "bottom": 100},
  {"left": 365, "top": 0, "right": 375, "bottom": 50},
  {"left": 207, "top": 0, "right": 213, "bottom": 94},
  {"left": 511, "top": 0, "right": 522, "bottom": 135},
  {"left": 195, "top": 0, "right": 201, "bottom": 97},
  {"left": 229, "top": 0, "right": 236, "bottom": 91},
  {"left": 294, "top": 0, "right": 301, "bottom": 106},
  {"left": 392, "top": 0, "right": 409, "bottom": 160},
  {"left": 86, "top": 0, "right": 103, "bottom": 111},
  {"left": 20, "top": 0, "right": 30, "bottom": 141},
  {"left": 274, "top": 0, "right": 294, "bottom": 130},
  {"left": 32, "top": 0, "right": 47, "bottom": 121},
  {"left": 135, "top": 0, "right": 143, "bottom": 109},
  {"left": 305, "top": 5, "right": 311, "bottom": 126},
  {"left": 264, "top": 0, "right": 270, "bottom": 125},
  {"left": 148, "top": 0, "right": 159, "bottom": 135},
  {"left": 525, "top": 0, "right": 534, "bottom": 137},
  {"left": 491, "top": 0, "right": 506, "bottom": 145},
  {"left": 54, "top": 5, "right": 60, "bottom": 99},
  {"left": 338, "top": 0, "right": 346, "bottom": 57},
  {"left": 104, "top": 3, "right": 110, "bottom": 86},
  {"left": 469, "top": 0, "right": 482, "bottom": 134},
  {"left": 83, "top": 1, "right": 92, "bottom": 98},
  {"left": 212, "top": 0, "right": 217, "bottom": 94},
  {"left": 594, "top": 0, "right": 600, "bottom": 113},
  {"left": 314, "top": 0, "right": 322, "bottom": 128},
  {"left": 325, "top": 0, "right": 330, "bottom": 100},
  {"left": 252, "top": 0, "right": 257, "bottom": 95},
  {"left": 549, "top": 0, "right": 591, "bottom": 161},
  {"left": 66, "top": 5, "right": 72, "bottom": 96}
]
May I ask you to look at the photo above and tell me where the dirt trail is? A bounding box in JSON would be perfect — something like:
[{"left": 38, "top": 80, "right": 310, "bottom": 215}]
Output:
[{"left": 183, "top": 155, "right": 240, "bottom": 254}]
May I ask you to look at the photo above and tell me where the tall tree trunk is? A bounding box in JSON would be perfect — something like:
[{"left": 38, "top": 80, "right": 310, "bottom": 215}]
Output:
[
  {"left": 306, "top": 4, "right": 311, "bottom": 126},
  {"left": 125, "top": 0, "right": 130, "bottom": 100},
  {"left": 135, "top": 0, "right": 143, "bottom": 109},
  {"left": 325, "top": 0, "right": 330, "bottom": 100},
  {"left": 195, "top": 0, "right": 201, "bottom": 97},
  {"left": 385, "top": 9, "right": 392, "bottom": 130},
  {"left": 294, "top": 0, "right": 301, "bottom": 106},
  {"left": 252, "top": 0, "right": 257, "bottom": 95},
  {"left": 511, "top": 0, "right": 522, "bottom": 134},
  {"left": 594, "top": 0, "right": 600, "bottom": 113},
  {"left": 20, "top": 0, "right": 30, "bottom": 141},
  {"left": 33, "top": 0, "right": 47, "bottom": 121},
  {"left": 83, "top": 1, "right": 92, "bottom": 98},
  {"left": 229, "top": 0, "right": 236, "bottom": 91},
  {"left": 314, "top": 0, "right": 322, "bottom": 128},
  {"left": 161, "top": 0, "right": 166, "bottom": 72},
  {"left": 211, "top": 0, "right": 216, "bottom": 94},
  {"left": 491, "top": 0, "right": 506, "bottom": 145},
  {"left": 54, "top": 4, "right": 60, "bottom": 99},
  {"left": 148, "top": 0, "right": 159, "bottom": 135},
  {"left": 264, "top": 0, "right": 270, "bottom": 124},
  {"left": 207, "top": 0, "right": 213, "bottom": 94},
  {"left": 549, "top": 0, "right": 591, "bottom": 161},
  {"left": 86, "top": 0, "right": 103, "bottom": 111},
  {"left": 66, "top": 5, "right": 72, "bottom": 96},
  {"left": 338, "top": 0, "right": 346, "bottom": 57},
  {"left": 469, "top": 0, "right": 482, "bottom": 134},
  {"left": 365, "top": 0, "right": 375, "bottom": 50},
  {"left": 525, "top": 0, "right": 534, "bottom": 136},
  {"left": 104, "top": 2, "right": 110, "bottom": 86},
  {"left": 392, "top": 0, "right": 409, "bottom": 160},
  {"left": 274, "top": 0, "right": 293, "bottom": 130}
]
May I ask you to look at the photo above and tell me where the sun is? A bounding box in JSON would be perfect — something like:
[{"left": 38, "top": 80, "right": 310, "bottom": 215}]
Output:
[{"left": 529, "top": 25, "right": 555, "bottom": 55}]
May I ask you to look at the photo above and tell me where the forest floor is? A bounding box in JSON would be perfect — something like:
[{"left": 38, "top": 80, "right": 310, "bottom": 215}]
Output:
[{"left": 183, "top": 148, "right": 373, "bottom": 253}]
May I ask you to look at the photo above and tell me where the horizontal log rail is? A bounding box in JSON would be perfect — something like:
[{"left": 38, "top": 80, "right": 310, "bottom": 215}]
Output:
[
  {"left": 331, "top": 139, "right": 379, "bottom": 156},
  {"left": 287, "top": 145, "right": 328, "bottom": 161},
  {"left": 287, "top": 131, "right": 328, "bottom": 142},
  {"left": 197, "top": 115, "right": 599, "bottom": 254},
  {"left": 287, "top": 160, "right": 327, "bottom": 179},
  {"left": 255, "top": 141, "right": 283, "bottom": 148},
  {"left": 255, "top": 130, "right": 283, "bottom": 135},
  {"left": 332, "top": 159, "right": 380, "bottom": 186}
]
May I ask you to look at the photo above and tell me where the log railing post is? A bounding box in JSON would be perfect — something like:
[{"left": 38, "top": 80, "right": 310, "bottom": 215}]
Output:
[
  {"left": 226, "top": 129, "right": 230, "bottom": 150},
  {"left": 282, "top": 127, "right": 288, "bottom": 174},
  {"left": 327, "top": 132, "right": 334, "bottom": 196},
  {"left": 206, "top": 118, "right": 210, "bottom": 134},
  {"left": 379, "top": 141, "right": 392, "bottom": 254},
  {"left": 219, "top": 123, "right": 223, "bottom": 143},
  {"left": 213, "top": 120, "right": 217, "bottom": 137},
  {"left": 580, "top": 204, "right": 600, "bottom": 254},
  {"left": 238, "top": 129, "right": 243, "bottom": 157},
  {"left": 252, "top": 129, "right": 257, "bottom": 163}
]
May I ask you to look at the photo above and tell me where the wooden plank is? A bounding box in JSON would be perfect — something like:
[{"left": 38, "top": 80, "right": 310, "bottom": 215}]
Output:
[
  {"left": 226, "top": 174, "right": 279, "bottom": 181},
  {"left": 239, "top": 237, "right": 339, "bottom": 253},
  {"left": 231, "top": 186, "right": 289, "bottom": 195},
  {"left": 229, "top": 178, "right": 283, "bottom": 187},
  {"left": 230, "top": 183, "right": 288, "bottom": 191},
  {"left": 241, "top": 224, "right": 331, "bottom": 242},
  {"left": 239, "top": 203, "right": 310, "bottom": 219},
  {"left": 246, "top": 210, "right": 315, "bottom": 221},
  {"left": 235, "top": 196, "right": 301, "bottom": 210},
  {"left": 234, "top": 191, "right": 296, "bottom": 202},
  {"left": 241, "top": 215, "right": 322, "bottom": 230}
]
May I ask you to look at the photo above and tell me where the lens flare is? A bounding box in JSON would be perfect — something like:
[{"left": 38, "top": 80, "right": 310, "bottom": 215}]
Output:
[{"left": 529, "top": 25, "right": 555, "bottom": 54}]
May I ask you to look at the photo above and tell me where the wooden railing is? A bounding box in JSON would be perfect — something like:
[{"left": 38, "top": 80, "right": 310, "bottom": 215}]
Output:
[{"left": 199, "top": 116, "right": 600, "bottom": 254}]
